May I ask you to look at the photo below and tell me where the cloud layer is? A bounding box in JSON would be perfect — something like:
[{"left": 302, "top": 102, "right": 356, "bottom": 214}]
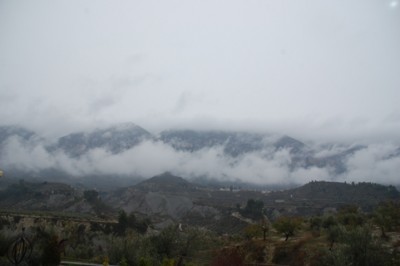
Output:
[
  {"left": 1, "top": 1, "right": 399, "bottom": 186},
  {"left": 0, "top": 1, "right": 399, "bottom": 142},
  {"left": 1, "top": 135, "right": 399, "bottom": 186}
]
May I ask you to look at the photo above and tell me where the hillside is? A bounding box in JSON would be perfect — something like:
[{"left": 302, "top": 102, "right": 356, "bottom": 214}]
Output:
[
  {"left": 103, "top": 174, "right": 400, "bottom": 232},
  {"left": 0, "top": 173, "right": 399, "bottom": 238},
  {"left": 134, "top": 172, "right": 197, "bottom": 193},
  {"left": 267, "top": 181, "right": 399, "bottom": 203},
  {"left": 0, "top": 180, "right": 107, "bottom": 216},
  {"left": 263, "top": 181, "right": 400, "bottom": 218},
  {"left": 1, "top": 173, "right": 398, "bottom": 222}
]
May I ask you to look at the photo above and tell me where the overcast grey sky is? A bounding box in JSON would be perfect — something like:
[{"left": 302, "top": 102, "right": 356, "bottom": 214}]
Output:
[{"left": 1, "top": 0, "right": 400, "bottom": 142}]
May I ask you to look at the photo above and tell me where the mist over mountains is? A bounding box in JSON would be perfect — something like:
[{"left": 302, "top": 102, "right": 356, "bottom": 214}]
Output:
[{"left": 0, "top": 122, "right": 399, "bottom": 187}]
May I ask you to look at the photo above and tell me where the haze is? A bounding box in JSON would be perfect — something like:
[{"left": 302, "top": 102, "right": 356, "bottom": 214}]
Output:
[
  {"left": 1, "top": 1, "right": 400, "bottom": 186},
  {"left": 1, "top": 0, "right": 399, "bottom": 142}
]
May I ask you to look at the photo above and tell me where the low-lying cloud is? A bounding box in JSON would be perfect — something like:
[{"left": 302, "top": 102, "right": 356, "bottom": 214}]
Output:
[
  {"left": 340, "top": 144, "right": 400, "bottom": 184},
  {"left": 1, "top": 135, "right": 399, "bottom": 186}
]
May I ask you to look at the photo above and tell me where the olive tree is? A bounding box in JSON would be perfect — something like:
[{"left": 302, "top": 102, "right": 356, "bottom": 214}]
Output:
[{"left": 273, "top": 216, "right": 302, "bottom": 241}]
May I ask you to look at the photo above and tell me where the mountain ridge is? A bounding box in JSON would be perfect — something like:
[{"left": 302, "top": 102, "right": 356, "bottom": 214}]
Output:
[{"left": 0, "top": 122, "right": 398, "bottom": 188}]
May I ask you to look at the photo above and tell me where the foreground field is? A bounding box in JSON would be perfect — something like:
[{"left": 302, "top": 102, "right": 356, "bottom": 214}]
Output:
[{"left": 1, "top": 199, "right": 400, "bottom": 266}]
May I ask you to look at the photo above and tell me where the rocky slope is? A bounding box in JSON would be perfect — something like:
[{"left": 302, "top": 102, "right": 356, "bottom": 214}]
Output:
[{"left": 52, "top": 122, "right": 153, "bottom": 157}]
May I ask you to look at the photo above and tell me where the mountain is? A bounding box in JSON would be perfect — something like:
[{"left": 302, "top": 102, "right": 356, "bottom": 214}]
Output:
[
  {"left": 0, "top": 122, "right": 399, "bottom": 188},
  {"left": 0, "top": 125, "right": 42, "bottom": 175},
  {"left": 0, "top": 125, "right": 36, "bottom": 142},
  {"left": 159, "top": 129, "right": 310, "bottom": 157},
  {"left": 106, "top": 173, "right": 200, "bottom": 223},
  {"left": 0, "top": 125, "right": 38, "bottom": 148},
  {"left": 53, "top": 122, "right": 152, "bottom": 157},
  {"left": 303, "top": 145, "right": 366, "bottom": 174},
  {"left": 273, "top": 135, "right": 307, "bottom": 154},
  {"left": 159, "top": 130, "right": 264, "bottom": 156},
  {"left": 159, "top": 129, "right": 358, "bottom": 173},
  {"left": 134, "top": 172, "right": 197, "bottom": 193}
]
